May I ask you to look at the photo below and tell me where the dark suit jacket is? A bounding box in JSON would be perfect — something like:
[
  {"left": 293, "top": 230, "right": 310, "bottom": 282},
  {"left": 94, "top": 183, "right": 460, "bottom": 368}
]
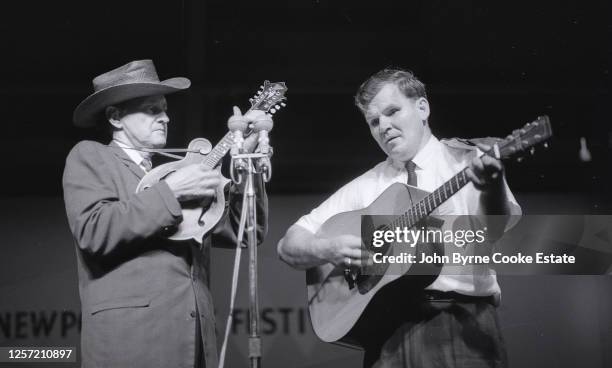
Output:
[{"left": 62, "top": 140, "right": 267, "bottom": 368}]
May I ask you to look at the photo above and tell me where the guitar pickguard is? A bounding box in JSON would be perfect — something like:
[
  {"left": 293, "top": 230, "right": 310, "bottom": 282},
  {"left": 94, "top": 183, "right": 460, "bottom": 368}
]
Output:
[{"left": 356, "top": 215, "right": 446, "bottom": 295}]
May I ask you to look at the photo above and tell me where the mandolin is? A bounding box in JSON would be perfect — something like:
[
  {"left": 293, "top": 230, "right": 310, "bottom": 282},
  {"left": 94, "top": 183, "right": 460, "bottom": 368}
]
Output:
[
  {"left": 136, "top": 81, "right": 287, "bottom": 242},
  {"left": 306, "top": 116, "right": 552, "bottom": 347}
]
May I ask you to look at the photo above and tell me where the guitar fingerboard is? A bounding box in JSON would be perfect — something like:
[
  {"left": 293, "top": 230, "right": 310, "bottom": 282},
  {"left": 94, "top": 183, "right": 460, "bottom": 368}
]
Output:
[{"left": 390, "top": 168, "right": 470, "bottom": 230}]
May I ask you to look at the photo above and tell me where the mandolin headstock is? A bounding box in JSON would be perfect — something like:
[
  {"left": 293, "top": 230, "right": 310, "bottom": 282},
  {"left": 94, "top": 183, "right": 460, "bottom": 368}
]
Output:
[{"left": 249, "top": 80, "right": 288, "bottom": 115}]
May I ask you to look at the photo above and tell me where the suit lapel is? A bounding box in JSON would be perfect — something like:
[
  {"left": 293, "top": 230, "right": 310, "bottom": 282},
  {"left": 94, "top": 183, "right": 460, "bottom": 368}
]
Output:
[{"left": 108, "top": 141, "right": 146, "bottom": 179}]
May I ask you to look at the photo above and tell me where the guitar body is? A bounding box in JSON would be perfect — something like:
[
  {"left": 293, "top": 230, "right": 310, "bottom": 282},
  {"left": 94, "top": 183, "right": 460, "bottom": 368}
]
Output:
[
  {"left": 307, "top": 183, "right": 443, "bottom": 347},
  {"left": 136, "top": 138, "right": 231, "bottom": 242},
  {"left": 306, "top": 116, "right": 553, "bottom": 348}
]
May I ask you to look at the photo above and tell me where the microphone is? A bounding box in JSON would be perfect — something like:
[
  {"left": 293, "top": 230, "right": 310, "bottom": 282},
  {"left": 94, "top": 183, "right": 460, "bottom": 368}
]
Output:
[
  {"left": 252, "top": 115, "right": 274, "bottom": 181},
  {"left": 227, "top": 106, "right": 248, "bottom": 156},
  {"left": 253, "top": 115, "right": 274, "bottom": 155}
]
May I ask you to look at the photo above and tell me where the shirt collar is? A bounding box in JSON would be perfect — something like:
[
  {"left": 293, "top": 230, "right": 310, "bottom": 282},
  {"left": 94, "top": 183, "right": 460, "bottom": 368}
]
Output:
[
  {"left": 113, "top": 139, "right": 145, "bottom": 167},
  {"left": 388, "top": 135, "right": 442, "bottom": 171}
]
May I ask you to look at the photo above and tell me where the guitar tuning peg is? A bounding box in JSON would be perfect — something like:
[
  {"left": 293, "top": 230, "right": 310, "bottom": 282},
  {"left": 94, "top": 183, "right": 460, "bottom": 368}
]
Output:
[
  {"left": 257, "top": 91, "right": 262, "bottom": 95},
  {"left": 280, "top": 102, "right": 286, "bottom": 107},
  {"left": 274, "top": 104, "right": 281, "bottom": 109},
  {"left": 579, "top": 137, "right": 592, "bottom": 162},
  {"left": 249, "top": 98, "right": 254, "bottom": 103},
  {"left": 270, "top": 108, "right": 277, "bottom": 113}
]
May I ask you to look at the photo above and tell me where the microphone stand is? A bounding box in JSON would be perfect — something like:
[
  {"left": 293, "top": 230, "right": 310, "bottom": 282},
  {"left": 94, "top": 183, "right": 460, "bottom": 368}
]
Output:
[{"left": 230, "top": 151, "right": 271, "bottom": 368}]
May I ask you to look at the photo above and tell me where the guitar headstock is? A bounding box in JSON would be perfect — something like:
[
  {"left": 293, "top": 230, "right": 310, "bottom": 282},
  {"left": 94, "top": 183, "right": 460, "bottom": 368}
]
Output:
[
  {"left": 497, "top": 115, "right": 553, "bottom": 160},
  {"left": 249, "top": 80, "right": 288, "bottom": 115}
]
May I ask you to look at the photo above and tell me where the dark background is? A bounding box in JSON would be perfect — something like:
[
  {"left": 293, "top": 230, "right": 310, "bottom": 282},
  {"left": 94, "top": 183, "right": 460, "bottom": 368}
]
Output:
[
  {"left": 0, "top": 1, "right": 611, "bottom": 367},
  {"left": 0, "top": 0, "right": 610, "bottom": 202}
]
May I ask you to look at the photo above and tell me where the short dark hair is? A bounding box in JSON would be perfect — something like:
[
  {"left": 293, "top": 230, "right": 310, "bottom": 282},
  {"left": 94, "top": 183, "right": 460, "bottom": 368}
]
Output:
[{"left": 354, "top": 68, "right": 427, "bottom": 114}]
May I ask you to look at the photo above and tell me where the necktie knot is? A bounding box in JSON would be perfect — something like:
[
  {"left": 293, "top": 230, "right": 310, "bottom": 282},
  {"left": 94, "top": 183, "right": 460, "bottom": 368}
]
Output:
[
  {"left": 405, "top": 161, "right": 417, "bottom": 186},
  {"left": 141, "top": 158, "right": 153, "bottom": 172}
]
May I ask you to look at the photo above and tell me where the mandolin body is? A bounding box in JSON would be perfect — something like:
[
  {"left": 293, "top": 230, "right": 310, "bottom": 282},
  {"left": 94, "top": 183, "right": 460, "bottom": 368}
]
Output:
[
  {"left": 136, "top": 81, "right": 288, "bottom": 243},
  {"left": 136, "top": 138, "right": 231, "bottom": 243}
]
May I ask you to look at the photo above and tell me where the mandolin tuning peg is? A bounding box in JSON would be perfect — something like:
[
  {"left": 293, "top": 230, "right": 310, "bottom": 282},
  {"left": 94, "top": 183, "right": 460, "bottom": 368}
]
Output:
[
  {"left": 249, "top": 98, "right": 254, "bottom": 103},
  {"left": 270, "top": 108, "right": 277, "bottom": 113},
  {"left": 280, "top": 102, "right": 286, "bottom": 107},
  {"left": 274, "top": 104, "right": 281, "bottom": 109},
  {"left": 257, "top": 91, "right": 262, "bottom": 95}
]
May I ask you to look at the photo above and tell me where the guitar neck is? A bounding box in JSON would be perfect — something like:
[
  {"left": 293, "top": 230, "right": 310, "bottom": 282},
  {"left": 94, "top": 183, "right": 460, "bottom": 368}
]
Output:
[{"left": 392, "top": 168, "right": 470, "bottom": 229}]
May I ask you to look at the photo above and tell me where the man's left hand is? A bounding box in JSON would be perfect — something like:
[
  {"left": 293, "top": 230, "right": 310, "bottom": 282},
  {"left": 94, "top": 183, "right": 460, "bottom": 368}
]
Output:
[{"left": 465, "top": 143, "right": 505, "bottom": 193}]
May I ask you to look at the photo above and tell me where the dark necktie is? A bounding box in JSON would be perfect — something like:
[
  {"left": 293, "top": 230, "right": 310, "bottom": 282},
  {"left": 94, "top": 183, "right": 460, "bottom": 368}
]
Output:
[
  {"left": 406, "top": 160, "right": 417, "bottom": 186},
  {"left": 141, "top": 158, "right": 153, "bottom": 172}
]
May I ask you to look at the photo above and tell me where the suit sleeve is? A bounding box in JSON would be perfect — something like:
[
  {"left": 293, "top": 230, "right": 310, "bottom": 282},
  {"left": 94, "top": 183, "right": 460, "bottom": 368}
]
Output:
[
  {"left": 62, "top": 142, "right": 183, "bottom": 258},
  {"left": 211, "top": 173, "right": 268, "bottom": 248}
]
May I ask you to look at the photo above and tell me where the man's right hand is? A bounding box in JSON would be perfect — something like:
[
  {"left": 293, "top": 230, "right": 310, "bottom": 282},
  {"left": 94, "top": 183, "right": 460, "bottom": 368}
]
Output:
[
  {"left": 317, "top": 234, "right": 367, "bottom": 268},
  {"left": 164, "top": 164, "right": 222, "bottom": 202},
  {"left": 278, "top": 225, "right": 369, "bottom": 269}
]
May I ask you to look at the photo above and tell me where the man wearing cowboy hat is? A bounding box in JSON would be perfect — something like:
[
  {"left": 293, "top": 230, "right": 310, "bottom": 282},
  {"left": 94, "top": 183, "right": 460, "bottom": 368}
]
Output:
[{"left": 63, "top": 59, "right": 270, "bottom": 368}]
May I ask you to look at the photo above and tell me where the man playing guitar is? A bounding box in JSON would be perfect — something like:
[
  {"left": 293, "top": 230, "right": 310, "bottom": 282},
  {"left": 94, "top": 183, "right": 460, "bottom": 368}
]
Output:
[{"left": 277, "top": 68, "right": 521, "bottom": 368}]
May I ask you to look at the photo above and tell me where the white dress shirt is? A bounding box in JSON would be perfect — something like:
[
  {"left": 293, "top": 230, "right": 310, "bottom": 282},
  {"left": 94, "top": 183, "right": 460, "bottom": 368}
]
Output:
[
  {"left": 296, "top": 135, "right": 521, "bottom": 296},
  {"left": 113, "top": 140, "right": 151, "bottom": 173}
]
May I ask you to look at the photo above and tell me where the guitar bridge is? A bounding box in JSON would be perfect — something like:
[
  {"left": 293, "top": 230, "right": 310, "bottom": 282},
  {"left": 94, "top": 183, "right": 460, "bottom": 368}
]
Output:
[{"left": 344, "top": 268, "right": 359, "bottom": 290}]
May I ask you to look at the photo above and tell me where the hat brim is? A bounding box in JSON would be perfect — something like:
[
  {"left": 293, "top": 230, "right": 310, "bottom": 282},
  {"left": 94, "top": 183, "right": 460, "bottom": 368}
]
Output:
[{"left": 73, "top": 77, "right": 191, "bottom": 127}]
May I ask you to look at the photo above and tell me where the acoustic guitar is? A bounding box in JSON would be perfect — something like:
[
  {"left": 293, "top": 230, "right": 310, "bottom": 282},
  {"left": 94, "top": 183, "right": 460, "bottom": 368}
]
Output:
[
  {"left": 306, "top": 116, "right": 552, "bottom": 347},
  {"left": 136, "top": 81, "right": 287, "bottom": 242}
]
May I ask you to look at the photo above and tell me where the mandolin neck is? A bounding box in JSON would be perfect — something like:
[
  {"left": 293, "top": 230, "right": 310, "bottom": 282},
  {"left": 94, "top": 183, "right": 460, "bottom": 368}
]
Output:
[
  {"left": 201, "top": 108, "right": 258, "bottom": 169},
  {"left": 201, "top": 132, "right": 235, "bottom": 169}
]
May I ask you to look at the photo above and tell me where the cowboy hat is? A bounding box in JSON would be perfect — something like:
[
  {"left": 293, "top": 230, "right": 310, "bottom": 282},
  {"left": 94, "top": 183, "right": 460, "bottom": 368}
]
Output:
[{"left": 73, "top": 59, "right": 191, "bottom": 127}]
